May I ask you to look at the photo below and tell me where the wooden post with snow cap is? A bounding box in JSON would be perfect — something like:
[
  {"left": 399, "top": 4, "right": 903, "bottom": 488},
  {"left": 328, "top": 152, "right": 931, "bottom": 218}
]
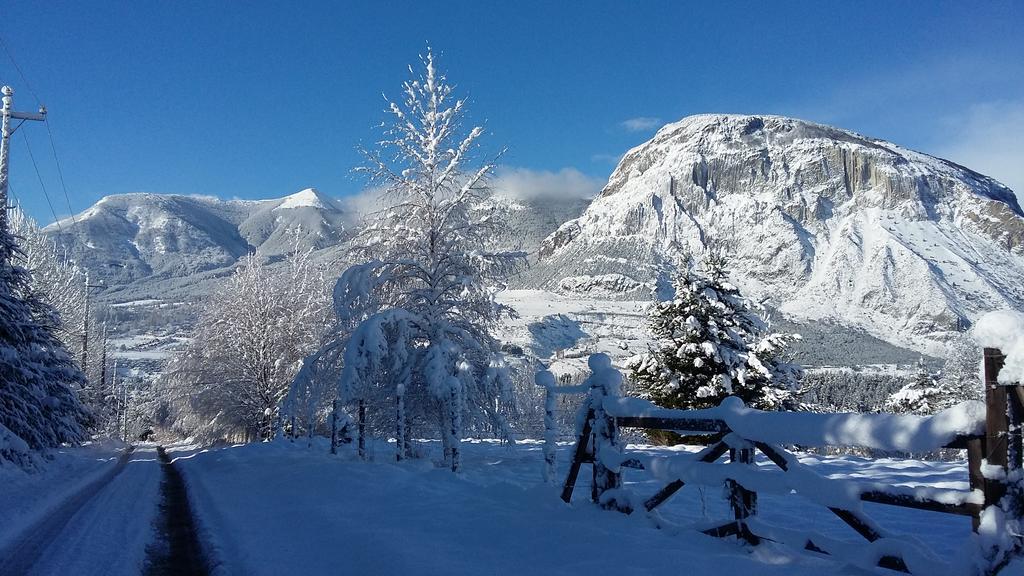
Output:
[
  {"left": 330, "top": 399, "right": 339, "bottom": 455},
  {"left": 535, "top": 369, "right": 558, "bottom": 485},
  {"left": 586, "top": 353, "right": 626, "bottom": 510},
  {"left": 983, "top": 348, "right": 1009, "bottom": 512}
]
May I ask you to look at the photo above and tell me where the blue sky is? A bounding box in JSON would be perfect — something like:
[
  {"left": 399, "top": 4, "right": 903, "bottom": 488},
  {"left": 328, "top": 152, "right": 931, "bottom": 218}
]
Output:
[{"left": 2, "top": 1, "right": 1022, "bottom": 223}]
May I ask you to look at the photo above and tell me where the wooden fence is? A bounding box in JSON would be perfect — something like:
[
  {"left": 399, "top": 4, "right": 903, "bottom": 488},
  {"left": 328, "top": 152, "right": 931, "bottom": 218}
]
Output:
[{"left": 549, "top": 349, "right": 1023, "bottom": 575}]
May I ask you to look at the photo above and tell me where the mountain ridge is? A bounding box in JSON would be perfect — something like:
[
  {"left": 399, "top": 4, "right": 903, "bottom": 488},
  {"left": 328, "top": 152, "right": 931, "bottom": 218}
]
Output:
[{"left": 528, "top": 113, "right": 1024, "bottom": 355}]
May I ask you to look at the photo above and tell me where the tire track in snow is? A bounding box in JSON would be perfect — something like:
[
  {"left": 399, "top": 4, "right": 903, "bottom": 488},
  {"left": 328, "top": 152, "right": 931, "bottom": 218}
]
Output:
[
  {"left": 0, "top": 444, "right": 156, "bottom": 573},
  {"left": 143, "top": 446, "right": 209, "bottom": 576}
]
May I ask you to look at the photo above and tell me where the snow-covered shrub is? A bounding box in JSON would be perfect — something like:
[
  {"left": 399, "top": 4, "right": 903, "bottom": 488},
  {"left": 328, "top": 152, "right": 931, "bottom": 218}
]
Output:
[{"left": 886, "top": 336, "right": 983, "bottom": 417}]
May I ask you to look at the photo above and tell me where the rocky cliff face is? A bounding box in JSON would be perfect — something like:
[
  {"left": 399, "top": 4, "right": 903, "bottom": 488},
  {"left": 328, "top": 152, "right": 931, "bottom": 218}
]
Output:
[{"left": 530, "top": 114, "right": 1024, "bottom": 354}]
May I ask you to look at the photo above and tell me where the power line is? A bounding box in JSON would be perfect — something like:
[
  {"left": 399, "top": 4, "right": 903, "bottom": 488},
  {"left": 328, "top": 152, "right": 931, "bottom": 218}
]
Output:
[
  {"left": 44, "top": 120, "right": 77, "bottom": 227},
  {"left": 0, "top": 33, "right": 42, "bottom": 106},
  {"left": 1, "top": 32, "right": 78, "bottom": 228},
  {"left": 20, "top": 130, "right": 62, "bottom": 233}
]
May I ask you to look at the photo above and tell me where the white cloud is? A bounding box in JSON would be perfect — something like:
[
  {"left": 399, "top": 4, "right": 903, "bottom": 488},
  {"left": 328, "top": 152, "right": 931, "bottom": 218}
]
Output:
[
  {"left": 490, "top": 166, "right": 604, "bottom": 201},
  {"left": 341, "top": 167, "right": 604, "bottom": 215},
  {"left": 340, "top": 186, "right": 388, "bottom": 216},
  {"left": 933, "top": 100, "right": 1024, "bottom": 198},
  {"left": 620, "top": 117, "right": 662, "bottom": 132}
]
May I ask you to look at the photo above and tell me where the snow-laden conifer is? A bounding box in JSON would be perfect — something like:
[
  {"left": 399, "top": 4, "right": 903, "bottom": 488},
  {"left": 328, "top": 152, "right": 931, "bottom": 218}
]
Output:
[
  {"left": 627, "top": 253, "right": 800, "bottom": 418},
  {"left": 886, "top": 338, "right": 981, "bottom": 416},
  {"left": 330, "top": 50, "right": 525, "bottom": 470},
  {"left": 1, "top": 212, "right": 89, "bottom": 467}
]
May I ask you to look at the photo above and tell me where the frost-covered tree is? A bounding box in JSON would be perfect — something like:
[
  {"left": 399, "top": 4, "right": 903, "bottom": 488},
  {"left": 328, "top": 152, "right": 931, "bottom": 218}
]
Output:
[
  {"left": 885, "top": 358, "right": 940, "bottom": 415},
  {"left": 163, "top": 241, "right": 331, "bottom": 442},
  {"left": 627, "top": 253, "right": 800, "bottom": 419},
  {"left": 884, "top": 347, "right": 978, "bottom": 416},
  {"left": 938, "top": 331, "right": 983, "bottom": 404},
  {"left": 9, "top": 209, "right": 87, "bottom": 350},
  {"left": 1, "top": 213, "right": 90, "bottom": 467},
  {"left": 329, "top": 50, "right": 524, "bottom": 470},
  {"left": 8, "top": 209, "right": 116, "bottom": 428}
]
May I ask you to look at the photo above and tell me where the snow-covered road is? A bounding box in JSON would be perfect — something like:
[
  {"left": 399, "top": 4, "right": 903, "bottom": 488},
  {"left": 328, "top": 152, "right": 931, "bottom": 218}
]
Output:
[
  {"left": 0, "top": 445, "right": 164, "bottom": 576},
  {"left": 172, "top": 439, "right": 980, "bottom": 575}
]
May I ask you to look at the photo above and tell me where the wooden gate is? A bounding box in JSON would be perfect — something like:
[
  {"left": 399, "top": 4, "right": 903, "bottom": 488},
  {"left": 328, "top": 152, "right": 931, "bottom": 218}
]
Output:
[{"left": 553, "top": 349, "right": 1023, "bottom": 575}]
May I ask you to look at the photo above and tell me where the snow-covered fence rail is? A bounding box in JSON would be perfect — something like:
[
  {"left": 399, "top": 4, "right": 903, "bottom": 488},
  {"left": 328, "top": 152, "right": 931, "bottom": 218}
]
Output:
[{"left": 555, "top": 350, "right": 1023, "bottom": 575}]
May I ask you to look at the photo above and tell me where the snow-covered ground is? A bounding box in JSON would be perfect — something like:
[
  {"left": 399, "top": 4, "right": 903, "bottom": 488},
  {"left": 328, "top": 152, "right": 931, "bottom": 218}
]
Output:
[
  {"left": 0, "top": 440, "right": 127, "bottom": 550},
  {"left": 0, "top": 443, "right": 163, "bottom": 576},
  {"left": 497, "top": 289, "right": 650, "bottom": 376},
  {"left": 171, "top": 439, "right": 977, "bottom": 575},
  {"left": 0, "top": 436, "right": 987, "bottom": 575}
]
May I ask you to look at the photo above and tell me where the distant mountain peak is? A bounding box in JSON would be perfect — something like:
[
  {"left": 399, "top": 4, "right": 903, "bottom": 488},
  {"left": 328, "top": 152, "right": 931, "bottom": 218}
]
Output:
[
  {"left": 274, "top": 188, "right": 338, "bottom": 211},
  {"left": 529, "top": 113, "right": 1024, "bottom": 355}
]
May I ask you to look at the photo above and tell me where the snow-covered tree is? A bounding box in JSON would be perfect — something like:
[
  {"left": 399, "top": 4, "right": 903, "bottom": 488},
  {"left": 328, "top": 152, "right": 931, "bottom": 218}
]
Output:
[
  {"left": 938, "top": 331, "right": 984, "bottom": 404},
  {"left": 9, "top": 209, "right": 87, "bottom": 350},
  {"left": 627, "top": 253, "right": 800, "bottom": 418},
  {"left": 885, "top": 358, "right": 940, "bottom": 415},
  {"left": 8, "top": 208, "right": 116, "bottom": 429},
  {"left": 163, "top": 240, "right": 331, "bottom": 442},
  {"left": 1, "top": 213, "right": 90, "bottom": 467},
  {"left": 885, "top": 344, "right": 979, "bottom": 416},
  {"left": 328, "top": 50, "right": 525, "bottom": 470}
]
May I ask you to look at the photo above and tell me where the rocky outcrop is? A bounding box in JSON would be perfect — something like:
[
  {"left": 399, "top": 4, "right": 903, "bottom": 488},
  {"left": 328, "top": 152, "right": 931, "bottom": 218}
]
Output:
[{"left": 530, "top": 114, "right": 1024, "bottom": 354}]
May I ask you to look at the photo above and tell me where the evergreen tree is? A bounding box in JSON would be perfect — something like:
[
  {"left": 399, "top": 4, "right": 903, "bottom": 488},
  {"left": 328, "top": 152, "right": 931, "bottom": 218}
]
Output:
[
  {"left": 886, "top": 341, "right": 980, "bottom": 416},
  {"left": 329, "top": 50, "right": 524, "bottom": 470},
  {"left": 1, "top": 220, "right": 90, "bottom": 467},
  {"left": 938, "top": 331, "right": 983, "bottom": 404},
  {"left": 627, "top": 253, "right": 800, "bottom": 414}
]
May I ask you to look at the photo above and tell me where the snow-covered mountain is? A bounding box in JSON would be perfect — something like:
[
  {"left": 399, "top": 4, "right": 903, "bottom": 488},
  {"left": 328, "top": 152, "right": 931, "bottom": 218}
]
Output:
[
  {"left": 44, "top": 188, "right": 350, "bottom": 286},
  {"left": 42, "top": 188, "right": 588, "bottom": 305},
  {"left": 528, "top": 114, "right": 1024, "bottom": 354}
]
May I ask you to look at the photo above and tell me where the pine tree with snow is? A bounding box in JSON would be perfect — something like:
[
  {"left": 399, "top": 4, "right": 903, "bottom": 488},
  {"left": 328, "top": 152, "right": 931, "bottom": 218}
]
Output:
[
  {"left": 331, "top": 49, "right": 525, "bottom": 470},
  {"left": 938, "top": 331, "right": 983, "bottom": 405},
  {"left": 886, "top": 346, "right": 978, "bottom": 416},
  {"left": 1, "top": 217, "right": 90, "bottom": 467},
  {"left": 8, "top": 208, "right": 117, "bottom": 430},
  {"left": 627, "top": 253, "right": 800, "bottom": 418}
]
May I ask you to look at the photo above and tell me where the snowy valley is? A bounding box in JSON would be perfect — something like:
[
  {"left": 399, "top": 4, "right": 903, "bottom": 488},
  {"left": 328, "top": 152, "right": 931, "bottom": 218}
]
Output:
[{"left": 3, "top": 7, "right": 1024, "bottom": 576}]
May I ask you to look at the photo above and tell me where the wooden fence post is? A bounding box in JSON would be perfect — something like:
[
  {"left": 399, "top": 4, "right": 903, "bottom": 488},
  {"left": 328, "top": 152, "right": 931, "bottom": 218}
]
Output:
[
  {"left": 968, "top": 435, "right": 985, "bottom": 532},
  {"left": 330, "top": 399, "right": 339, "bottom": 455},
  {"left": 543, "top": 384, "right": 557, "bottom": 484},
  {"left": 358, "top": 398, "right": 367, "bottom": 460},
  {"left": 983, "top": 348, "right": 1009, "bottom": 511},
  {"left": 1008, "top": 384, "right": 1023, "bottom": 475},
  {"left": 729, "top": 446, "right": 757, "bottom": 522}
]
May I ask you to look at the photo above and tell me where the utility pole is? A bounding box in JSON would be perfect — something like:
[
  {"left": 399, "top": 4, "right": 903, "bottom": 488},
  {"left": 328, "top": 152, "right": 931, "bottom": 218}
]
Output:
[
  {"left": 81, "top": 272, "right": 104, "bottom": 374},
  {"left": 0, "top": 85, "right": 46, "bottom": 259},
  {"left": 99, "top": 321, "right": 108, "bottom": 390}
]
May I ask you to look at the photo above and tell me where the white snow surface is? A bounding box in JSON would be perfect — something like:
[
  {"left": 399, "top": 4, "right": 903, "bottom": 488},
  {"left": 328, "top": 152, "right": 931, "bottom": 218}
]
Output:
[
  {"left": 0, "top": 440, "right": 124, "bottom": 549},
  {"left": 0, "top": 442, "right": 161, "bottom": 576},
  {"left": 0, "top": 438, "right": 987, "bottom": 574},
  {"left": 973, "top": 309, "right": 1024, "bottom": 384},
  {"left": 167, "top": 438, "right": 982, "bottom": 575},
  {"left": 605, "top": 396, "right": 985, "bottom": 452},
  {"left": 274, "top": 187, "right": 332, "bottom": 210}
]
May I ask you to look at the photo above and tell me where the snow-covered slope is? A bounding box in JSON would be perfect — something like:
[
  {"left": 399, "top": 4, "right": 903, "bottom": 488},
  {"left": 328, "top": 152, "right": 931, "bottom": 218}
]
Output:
[
  {"left": 529, "top": 114, "right": 1024, "bottom": 354},
  {"left": 238, "top": 187, "right": 349, "bottom": 256},
  {"left": 44, "top": 188, "right": 349, "bottom": 286}
]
